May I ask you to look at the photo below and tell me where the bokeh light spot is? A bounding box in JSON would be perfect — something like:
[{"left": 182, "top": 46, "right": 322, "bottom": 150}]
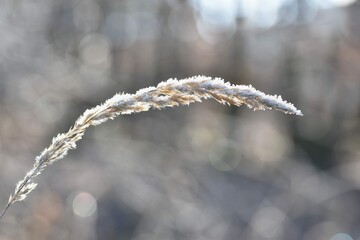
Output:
[
  {"left": 79, "top": 34, "right": 110, "bottom": 66},
  {"left": 251, "top": 207, "right": 286, "bottom": 238},
  {"left": 209, "top": 139, "right": 241, "bottom": 171},
  {"left": 241, "top": 0, "right": 283, "bottom": 28},
  {"left": 72, "top": 192, "right": 97, "bottom": 218},
  {"left": 330, "top": 233, "right": 354, "bottom": 240},
  {"left": 103, "top": 12, "right": 138, "bottom": 48},
  {"left": 327, "top": 0, "right": 356, "bottom": 7}
]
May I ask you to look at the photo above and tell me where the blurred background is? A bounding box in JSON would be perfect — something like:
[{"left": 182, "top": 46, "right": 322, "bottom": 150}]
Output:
[{"left": 0, "top": 0, "right": 359, "bottom": 239}]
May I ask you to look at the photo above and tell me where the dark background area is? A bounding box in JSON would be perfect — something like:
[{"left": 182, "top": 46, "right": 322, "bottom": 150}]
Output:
[{"left": 0, "top": 0, "right": 360, "bottom": 239}]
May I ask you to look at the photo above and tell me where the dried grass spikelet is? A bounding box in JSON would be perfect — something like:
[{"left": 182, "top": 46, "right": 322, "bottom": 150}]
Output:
[{"left": 0, "top": 76, "right": 302, "bottom": 219}]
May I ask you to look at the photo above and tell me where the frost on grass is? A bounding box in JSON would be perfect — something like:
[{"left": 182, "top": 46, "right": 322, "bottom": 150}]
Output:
[{"left": 0, "top": 76, "right": 302, "bottom": 220}]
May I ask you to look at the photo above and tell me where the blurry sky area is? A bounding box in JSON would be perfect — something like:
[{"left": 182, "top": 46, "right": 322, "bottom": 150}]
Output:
[{"left": 0, "top": 0, "right": 360, "bottom": 240}]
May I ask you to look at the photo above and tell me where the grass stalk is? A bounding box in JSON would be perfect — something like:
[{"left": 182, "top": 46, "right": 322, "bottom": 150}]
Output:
[{"left": 0, "top": 76, "right": 302, "bottom": 220}]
